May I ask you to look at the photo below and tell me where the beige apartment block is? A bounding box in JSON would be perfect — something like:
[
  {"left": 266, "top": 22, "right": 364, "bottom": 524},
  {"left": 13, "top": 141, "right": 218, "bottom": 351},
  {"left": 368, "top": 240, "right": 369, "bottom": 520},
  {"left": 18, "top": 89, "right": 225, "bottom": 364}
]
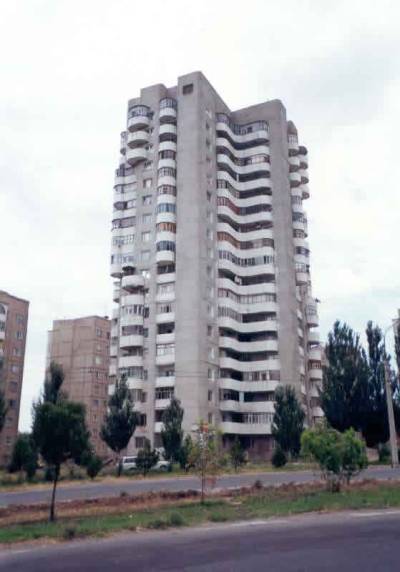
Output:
[
  {"left": 46, "top": 316, "right": 111, "bottom": 457},
  {"left": 109, "top": 72, "right": 322, "bottom": 459},
  {"left": 0, "top": 290, "right": 29, "bottom": 466}
]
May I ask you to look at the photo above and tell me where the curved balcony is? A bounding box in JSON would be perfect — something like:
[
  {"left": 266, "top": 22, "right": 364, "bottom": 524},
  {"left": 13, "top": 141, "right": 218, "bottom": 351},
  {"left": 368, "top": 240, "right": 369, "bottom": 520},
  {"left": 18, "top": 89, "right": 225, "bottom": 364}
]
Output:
[
  {"left": 290, "top": 171, "right": 302, "bottom": 187},
  {"left": 217, "top": 187, "right": 272, "bottom": 209},
  {"left": 217, "top": 154, "right": 270, "bottom": 177},
  {"left": 110, "top": 262, "right": 123, "bottom": 278},
  {"left": 218, "top": 297, "right": 277, "bottom": 315},
  {"left": 156, "top": 211, "right": 176, "bottom": 225},
  {"left": 220, "top": 400, "right": 275, "bottom": 414},
  {"left": 120, "top": 334, "right": 144, "bottom": 349},
  {"left": 122, "top": 293, "right": 144, "bottom": 306},
  {"left": 156, "top": 193, "right": 176, "bottom": 207},
  {"left": 217, "top": 170, "right": 271, "bottom": 193},
  {"left": 119, "top": 355, "right": 143, "bottom": 368},
  {"left": 157, "top": 271, "right": 176, "bottom": 284},
  {"left": 120, "top": 132, "right": 127, "bottom": 155},
  {"left": 158, "top": 140, "right": 177, "bottom": 154},
  {"left": 216, "top": 122, "right": 269, "bottom": 147},
  {"left": 308, "top": 330, "right": 320, "bottom": 345},
  {"left": 217, "top": 205, "right": 273, "bottom": 226},
  {"left": 156, "top": 311, "right": 175, "bottom": 324},
  {"left": 158, "top": 157, "right": 176, "bottom": 171},
  {"left": 156, "top": 249, "right": 175, "bottom": 265},
  {"left": 156, "top": 332, "right": 175, "bottom": 345},
  {"left": 288, "top": 154, "right": 300, "bottom": 169},
  {"left": 301, "top": 184, "right": 310, "bottom": 199},
  {"left": 299, "top": 168, "right": 309, "bottom": 184},
  {"left": 288, "top": 136, "right": 298, "bottom": 153},
  {"left": 216, "top": 137, "right": 270, "bottom": 160},
  {"left": 219, "top": 378, "right": 279, "bottom": 393},
  {"left": 159, "top": 106, "right": 177, "bottom": 123},
  {"left": 156, "top": 231, "right": 176, "bottom": 244},
  {"left": 218, "top": 239, "right": 274, "bottom": 261},
  {"left": 156, "top": 353, "right": 175, "bottom": 366},
  {"left": 155, "top": 398, "right": 172, "bottom": 410},
  {"left": 128, "top": 114, "right": 150, "bottom": 132},
  {"left": 218, "top": 258, "right": 275, "bottom": 279},
  {"left": 296, "top": 271, "right": 308, "bottom": 285},
  {"left": 127, "top": 130, "right": 150, "bottom": 148},
  {"left": 217, "top": 317, "right": 278, "bottom": 334},
  {"left": 120, "top": 313, "right": 143, "bottom": 327},
  {"left": 219, "top": 356, "right": 280, "bottom": 373},
  {"left": 219, "top": 421, "right": 272, "bottom": 435},
  {"left": 122, "top": 274, "right": 144, "bottom": 290},
  {"left": 309, "top": 367, "right": 323, "bottom": 381},
  {"left": 217, "top": 222, "right": 274, "bottom": 243},
  {"left": 126, "top": 147, "right": 148, "bottom": 166},
  {"left": 156, "top": 376, "right": 175, "bottom": 388},
  {"left": 159, "top": 123, "right": 177, "bottom": 140},
  {"left": 219, "top": 337, "right": 278, "bottom": 354},
  {"left": 217, "top": 277, "right": 276, "bottom": 297},
  {"left": 157, "top": 174, "right": 176, "bottom": 187},
  {"left": 308, "top": 346, "right": 322, "bottom": 361},
  {"left": 292, "top": 219, "right": 306, "bottom": 233}
]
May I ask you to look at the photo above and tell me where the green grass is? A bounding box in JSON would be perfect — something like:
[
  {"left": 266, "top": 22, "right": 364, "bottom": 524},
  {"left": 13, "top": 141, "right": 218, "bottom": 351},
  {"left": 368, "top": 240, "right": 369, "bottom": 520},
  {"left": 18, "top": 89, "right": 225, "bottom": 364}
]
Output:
[{"left": 2, "top": 484, "right": 400, "bottom": 545}]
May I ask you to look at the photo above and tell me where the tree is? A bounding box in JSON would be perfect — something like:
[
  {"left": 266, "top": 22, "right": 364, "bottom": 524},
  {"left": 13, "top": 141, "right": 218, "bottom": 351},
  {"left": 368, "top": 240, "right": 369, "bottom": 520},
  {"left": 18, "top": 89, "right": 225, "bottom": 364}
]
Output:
[
  {"left": 100, "top": 375, "right": 137, "bottom": 476},
  {"left": 230, "top": 437, "right": 246, "bottom": 471},
  {"left": 272, "top": 386, "right": 305, "bottom": 459},
  {"left": 188, "top": 424, "right": 224, "bottom": 503},
  {"left": 271, "top": 446, "right": 287, "bottom": 468},
  {"left": 161, "top": 397, "right": 184, "bottom": 464},
  {"left": 360, "top": 322, "right": 399, "bottom": 448},
  {"left": 32, "top": 363, "right": 90, "bottom": 521},
  {"left": 395, "top": 319, "right": 400, "bottom": 374},
  {"left": 301, "top": 425, "right": 367, "bottom": 492},
  {"left": 135, "top": 439, "right": 159, "bottom": 476},
  {"left": 177, "top": 434, "right": 194, "bottom": 471},
  {"left": 9, "top": 433, "right": 38, "bottom": 480},
  {"left": 86, "top": 455, "right": 103, "bottom": 480},
  {"left": 321, "top": 321, "right": 369, "bottom": 432}
]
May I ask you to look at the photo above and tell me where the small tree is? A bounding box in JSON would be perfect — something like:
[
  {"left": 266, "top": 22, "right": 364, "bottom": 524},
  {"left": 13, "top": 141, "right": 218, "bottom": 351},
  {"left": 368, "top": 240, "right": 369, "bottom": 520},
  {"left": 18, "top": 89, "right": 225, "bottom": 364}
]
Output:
[
  {"left": 32, "top": 362, "right": 91, "bottom": 521},
  {"left": 161, "top": 397, "right": 184, "bottom": 464},
  {"left": 301, "top": 425, "right": 367, "bottom": 492},
  {"left": 100, "top": 375, "right": 137, "bottom": 476},
  {"left": 9, "top": 433, "right": 38, "bottom": 480},
  {"left": 230, "top": 436, "right": 246, "bottom": 471},
  {"left": 177, "top": 434, "right": 194, "bottom": 471},
  {"left": 271, "top": 446, "right": 287, "bottom": 468},
  {"left": 135, "top": 439, "right": 159, "bottom": 476},
  {"left": 86, "top": 455, "right": 103, "bottom": 480},
  {"left": 189, "top": 423, "right": 224, "bottom": 503},
  {"left": 272, "top": 386, "right": 305, "bottom": 459}
]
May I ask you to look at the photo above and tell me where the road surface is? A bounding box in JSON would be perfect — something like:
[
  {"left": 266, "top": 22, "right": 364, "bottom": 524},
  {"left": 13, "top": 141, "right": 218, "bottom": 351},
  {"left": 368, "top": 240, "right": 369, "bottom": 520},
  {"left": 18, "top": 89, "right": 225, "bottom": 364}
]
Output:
[
  {"left": 1, "top": 508, "right": 400, "bottom": 570},
  {"left": 1, "top": 465, "right": 399, "bottom": 507}
]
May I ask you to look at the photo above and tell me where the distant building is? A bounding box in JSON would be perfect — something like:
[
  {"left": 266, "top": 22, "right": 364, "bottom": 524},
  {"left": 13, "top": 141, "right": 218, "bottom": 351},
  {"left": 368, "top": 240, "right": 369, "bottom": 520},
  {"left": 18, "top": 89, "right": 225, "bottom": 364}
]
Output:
[
  {"left": 0, "top": 290, "right": 29, "bottom": 466},
  {"left": 109, "top": 72, "right": 322, "bottom": 459},
  {"left": 46, "top": 316, "right": 111, "bottom": 457}
]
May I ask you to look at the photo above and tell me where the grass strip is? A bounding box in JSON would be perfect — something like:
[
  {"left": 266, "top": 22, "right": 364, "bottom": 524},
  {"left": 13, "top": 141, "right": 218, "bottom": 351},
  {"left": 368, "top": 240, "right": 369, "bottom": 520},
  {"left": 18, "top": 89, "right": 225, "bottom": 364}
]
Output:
[{"left": 2, "top": 484, "right": 400, "bottom": 545}]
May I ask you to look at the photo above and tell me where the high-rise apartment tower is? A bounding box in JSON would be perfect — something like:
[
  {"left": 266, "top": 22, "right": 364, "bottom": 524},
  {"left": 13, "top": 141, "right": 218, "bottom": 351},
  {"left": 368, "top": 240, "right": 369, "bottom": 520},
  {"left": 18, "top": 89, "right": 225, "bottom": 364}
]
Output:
[
  {"left": 0, "top": 290, "right": 29, "bottom": 466},
  {"left": 109, "top": 72, "right": 322, "bottom": 459},
  {"left": 46, "top": 316, "right": 111, "bottom": 457}
]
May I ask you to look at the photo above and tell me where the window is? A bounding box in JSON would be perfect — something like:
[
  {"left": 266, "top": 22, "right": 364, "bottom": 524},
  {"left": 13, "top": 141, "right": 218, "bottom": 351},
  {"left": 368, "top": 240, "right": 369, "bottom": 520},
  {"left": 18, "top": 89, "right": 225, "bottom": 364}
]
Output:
[
  {"left": 157, "top": 185, "right": 176, "bottom": 196},
  {"left": 142, "top": 214, "right": 152, "bottom": 224},
  {"left": 156, "top": 203, "right": 176, "bottom": 214},
  {"left": 155, "top": 388, "right": 174, "bottom": 400},
  {"left": 16, "top": 314, "right": 24, "bottom": 325},
  {"left": 144, "top": 178, "right": 152, "bottom": 188},
  {"left": 141, "top": 231, "right": 151, "bottom": 242},
  {"left": 207, "top": 325, "right": 213, "bottom": 337},
  {"left": 157, "top": 282, "right": 175, "bottom": 295},
  {"left": 112, "top": 234, "right": 134, "bottom": 246},
  {"left": 141, "top": 269, "right": 151, "bottom": 279},
  {"left": 156, "top": 343, "right": 175, "bottom": 356},
  {"left": 143, "top": 195, "right": 152, "bottom": 206},
  {"left": 95, "top": 356, "right": 102, "bottom": 366},
  {"left": 156, "top": 241, "right": 175, "bottom": 252},
  {"left": 183, "top": 83, "right": 193, "bottom": 94},
  {"left": 96, "top": 328, "right": 102, "bottom": 337},
  {"left": 15, "top": 331, "right": 23, "bottom": 340},
  {"left": 156, "top": 222, "right": 176, "bottom": 233},
  {"left": 9, "top": 381, "right": 18, "bottom": 392},
  {"left": 158, "top": 167, "right": 176, "bottom": 178},
  {"left": 157, "top": 302, "right": 174, "bottom": 314},
  {"left": 158, "top": 150, "right": 176, "bottom": 160},
  {"left": 144, "top": 161, "right": 153, "bottom": 170},
  {"left": 12, "top": 347, "right": 22, "bottom": 357},
  {"left": 208, "top": 390, "right": 213, "bottom": 402}
]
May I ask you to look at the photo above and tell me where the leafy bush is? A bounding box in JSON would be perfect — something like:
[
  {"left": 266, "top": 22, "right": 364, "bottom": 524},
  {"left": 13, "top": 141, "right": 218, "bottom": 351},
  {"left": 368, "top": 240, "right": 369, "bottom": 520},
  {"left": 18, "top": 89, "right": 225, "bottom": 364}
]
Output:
[
  {"left": 272, "top": 446, "right": 287, "bottom": 468},
  {"left": 86, "top": 455, "right": 103, "bottom": 480},
  {"left": 230, "top": 437, "right": 246, "bottom": 471},
  {"left": 148, "top": 518, "right": 167, "bottom": 529},
  {"left": 136, "top": 439, "right": 159, "bottom": 476},
  {"left": 62, "top": 526, "right": 77, "bottom": 540},
  {"left": 301, "top": 425, "right": 368, "bottom": 492},
  {"left": 169, "top": 512, "right": 185, "bottom": 526},
  {"left": 209, "top": 512, "right": 228, "bottom": 523},
  {"left": 378, "top": 444, "right": 390, "bottom": 464}
]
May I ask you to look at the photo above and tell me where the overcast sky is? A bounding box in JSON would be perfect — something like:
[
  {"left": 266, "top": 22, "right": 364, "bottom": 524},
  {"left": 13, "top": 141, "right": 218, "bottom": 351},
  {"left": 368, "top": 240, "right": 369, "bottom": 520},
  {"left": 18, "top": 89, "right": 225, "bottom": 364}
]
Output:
[{"left": 1, "top": 0, "right": 399, "bottom": 431}]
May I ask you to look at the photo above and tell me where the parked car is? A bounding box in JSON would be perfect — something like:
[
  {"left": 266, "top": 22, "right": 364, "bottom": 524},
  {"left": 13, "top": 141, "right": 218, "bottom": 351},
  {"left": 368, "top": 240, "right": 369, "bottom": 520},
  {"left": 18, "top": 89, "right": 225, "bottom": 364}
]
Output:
[{"left": 118, "top": 456, "right": 171, "bottom": 473}]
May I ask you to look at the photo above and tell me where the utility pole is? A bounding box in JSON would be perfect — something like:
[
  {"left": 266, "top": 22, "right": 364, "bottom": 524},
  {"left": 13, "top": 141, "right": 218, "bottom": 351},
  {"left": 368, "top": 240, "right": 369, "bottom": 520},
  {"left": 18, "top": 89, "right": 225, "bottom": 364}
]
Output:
[{"left": 383, "top": 318, "right": 399, "bottom": 469}]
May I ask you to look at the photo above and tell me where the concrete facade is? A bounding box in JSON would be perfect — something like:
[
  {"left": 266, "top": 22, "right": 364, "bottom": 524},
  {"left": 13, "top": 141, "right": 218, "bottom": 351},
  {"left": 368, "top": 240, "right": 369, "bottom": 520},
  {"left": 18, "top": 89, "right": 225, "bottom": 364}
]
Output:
[
  {"left": 46, "top": 316, "right": 111, "bottom": 457},
  {"left": 109, "top": 72, "right": 322, "bottom": 459},
  {"left": 0, "top": 290, "right": 29, "bottom": 466}
]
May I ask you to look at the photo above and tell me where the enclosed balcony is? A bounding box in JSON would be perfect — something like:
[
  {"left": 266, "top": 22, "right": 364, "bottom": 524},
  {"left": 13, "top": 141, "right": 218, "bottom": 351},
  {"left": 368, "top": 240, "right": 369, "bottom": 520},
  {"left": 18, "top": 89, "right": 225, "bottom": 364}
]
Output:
[
  {"left": 219, "top": 421, "right": 272, "bottom": 435},
  {"left": 128, "top": 113, "right": 150, "bottom": 132},
  {"left": 126, "top": 147, "right": 148, "bottom": 166},
  {"left": 127, "top": 130, "right": 150, "bottom": 148},
  {"left": 122, "top": 274, "right": 145, "bottom": 291},
  {"left": 159, "top": 98, "right": 177, "bottom": 123}
]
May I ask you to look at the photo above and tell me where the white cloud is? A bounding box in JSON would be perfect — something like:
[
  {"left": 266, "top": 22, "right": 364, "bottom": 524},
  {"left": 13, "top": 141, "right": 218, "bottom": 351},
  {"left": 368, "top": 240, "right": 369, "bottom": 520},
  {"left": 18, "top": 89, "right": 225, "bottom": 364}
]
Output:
[{"left": 0, "top": 0, "right": 399, "bottom": 430}]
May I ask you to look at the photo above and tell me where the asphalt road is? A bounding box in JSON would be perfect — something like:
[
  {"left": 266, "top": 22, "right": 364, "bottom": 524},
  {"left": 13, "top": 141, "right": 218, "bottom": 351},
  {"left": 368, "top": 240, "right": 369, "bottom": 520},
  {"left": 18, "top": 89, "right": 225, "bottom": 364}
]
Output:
[
  {"left": 1, "top": 508, "right": 400, "bottom": 571},
  {"left": 1, "top": 465, "right": 400, "bottom": 507}
]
